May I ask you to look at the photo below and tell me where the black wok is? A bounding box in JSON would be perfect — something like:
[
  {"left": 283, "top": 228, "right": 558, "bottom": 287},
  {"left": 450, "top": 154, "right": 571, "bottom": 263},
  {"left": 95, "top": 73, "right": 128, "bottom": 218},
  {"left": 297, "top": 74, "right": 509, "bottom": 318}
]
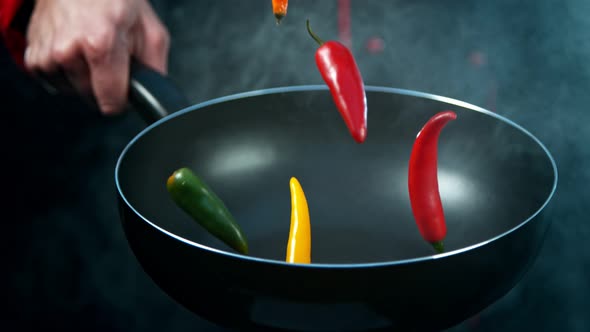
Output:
[{"left": 114, "top": 65, "right": 557, "bottom": 331}]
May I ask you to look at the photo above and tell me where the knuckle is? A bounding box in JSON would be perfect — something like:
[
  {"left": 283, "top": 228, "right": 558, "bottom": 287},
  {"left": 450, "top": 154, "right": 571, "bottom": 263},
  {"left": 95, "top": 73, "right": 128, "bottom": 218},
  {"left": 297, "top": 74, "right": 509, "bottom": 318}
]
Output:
[
  {"left": 108, "top": 1, "right": 129, "bottom": 26},
  {"left": 151, "top": 28, "right": 170, "bottom": 50},
  {"left": 24, "top": 44, "right": 43, "bottom": 69},
  {"left": 24, "top": 48, "right": 36, "bottom": 68},
  {"left": 37, "top": 58, "right": 55, "bottom": 72},
  {"left": 83, "top": 29, "right": 115, "bottom": 62},
  {"left": 51, "top": 40, "right": 78, "bottom": 64},
  {"left": 33, "top": 50, "right": 56, "bottom": 72}
]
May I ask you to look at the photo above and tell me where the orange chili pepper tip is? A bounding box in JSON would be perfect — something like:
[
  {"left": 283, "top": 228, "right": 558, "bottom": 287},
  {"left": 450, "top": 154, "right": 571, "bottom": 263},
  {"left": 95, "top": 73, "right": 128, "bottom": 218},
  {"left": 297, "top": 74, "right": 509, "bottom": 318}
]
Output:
[
  {"left": 166, "top": 173, "right": 176, "bottom": 188},
  {"left": 286, "top": 177, "right": 311, "bottom": 264},
  {"left": 272, "top": 0, "right": 288, "bottom": 24}
]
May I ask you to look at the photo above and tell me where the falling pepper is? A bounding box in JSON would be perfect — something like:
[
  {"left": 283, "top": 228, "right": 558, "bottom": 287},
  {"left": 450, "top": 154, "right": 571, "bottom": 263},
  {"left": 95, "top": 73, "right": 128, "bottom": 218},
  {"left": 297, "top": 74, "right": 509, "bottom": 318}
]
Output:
[
  {"left": 286, "top": 177, "right": 311, "bottom": 264},
  {"left": 272, "top": 0, "right": 288, "bottom": 24},
  {"left": 306, "top": 19, "right": 368, "bottom": 144},
  {"left": 408, "top": 111, "right": 457, "bottom": 254},
  {"left": 166, "top": 167, "right": 249, "bottom": 255}
]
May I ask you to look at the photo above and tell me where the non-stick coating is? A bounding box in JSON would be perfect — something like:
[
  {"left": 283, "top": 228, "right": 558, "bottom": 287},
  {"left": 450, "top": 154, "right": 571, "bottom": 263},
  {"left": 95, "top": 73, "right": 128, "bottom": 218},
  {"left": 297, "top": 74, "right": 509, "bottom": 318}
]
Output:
[
  {"left": 118, "top": 87, "right": 554, "bottom": 264},
  {"left": 116, "top": 86, "right": 557, "bottom": 331}
]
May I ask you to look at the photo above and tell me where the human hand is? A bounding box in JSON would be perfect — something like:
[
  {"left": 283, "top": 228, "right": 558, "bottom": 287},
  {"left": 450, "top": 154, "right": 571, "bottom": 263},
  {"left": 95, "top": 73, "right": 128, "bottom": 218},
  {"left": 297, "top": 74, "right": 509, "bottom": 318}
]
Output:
[{"left": 24, "top": 0, "right": 170, "bottom": 115}]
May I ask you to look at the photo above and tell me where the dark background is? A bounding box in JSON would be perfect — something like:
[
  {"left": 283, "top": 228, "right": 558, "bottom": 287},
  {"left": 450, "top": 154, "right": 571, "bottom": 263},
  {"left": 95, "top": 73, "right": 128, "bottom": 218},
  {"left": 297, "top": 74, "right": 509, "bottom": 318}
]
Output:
[{"left": 1, "top": 0, "right": 587, "bottom": 331}]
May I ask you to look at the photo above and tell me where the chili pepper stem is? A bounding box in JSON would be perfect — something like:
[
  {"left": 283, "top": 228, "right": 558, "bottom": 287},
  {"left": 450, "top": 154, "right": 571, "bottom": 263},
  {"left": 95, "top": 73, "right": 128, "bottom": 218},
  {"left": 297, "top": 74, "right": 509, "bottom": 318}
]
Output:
[
  {"left": 275, "top": 14, "right": 284, "bottom": 25},
  {"left": 432, "top": 241, "right": 445, "bottom": 254},
  {"left": 306, "top": 19, "right": 324, "bottom": 46}
]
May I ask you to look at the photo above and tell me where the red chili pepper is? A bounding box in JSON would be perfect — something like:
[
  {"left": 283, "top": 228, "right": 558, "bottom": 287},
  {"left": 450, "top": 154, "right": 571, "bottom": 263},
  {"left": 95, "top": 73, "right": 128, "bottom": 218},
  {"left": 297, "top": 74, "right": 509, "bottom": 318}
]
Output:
[
  {"left": 408, "top": 111, "right": 457, "bottom": 253},
  {"left": 306, "top": 19, "right": 367, "bottom": 144}
]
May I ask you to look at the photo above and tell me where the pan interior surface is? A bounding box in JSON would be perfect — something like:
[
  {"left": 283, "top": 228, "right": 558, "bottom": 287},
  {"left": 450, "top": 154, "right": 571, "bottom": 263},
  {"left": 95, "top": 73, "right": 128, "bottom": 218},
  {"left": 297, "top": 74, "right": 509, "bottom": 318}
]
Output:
[{"left": 117, "top": 86, "right": 556, "bottom": 264}]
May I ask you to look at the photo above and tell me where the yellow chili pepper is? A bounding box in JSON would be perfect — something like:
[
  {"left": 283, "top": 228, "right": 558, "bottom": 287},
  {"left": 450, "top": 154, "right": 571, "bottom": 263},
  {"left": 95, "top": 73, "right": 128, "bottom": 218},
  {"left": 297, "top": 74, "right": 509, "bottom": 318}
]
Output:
[{"left": 286, "top": 177, "right": 311, "bottom": 264}]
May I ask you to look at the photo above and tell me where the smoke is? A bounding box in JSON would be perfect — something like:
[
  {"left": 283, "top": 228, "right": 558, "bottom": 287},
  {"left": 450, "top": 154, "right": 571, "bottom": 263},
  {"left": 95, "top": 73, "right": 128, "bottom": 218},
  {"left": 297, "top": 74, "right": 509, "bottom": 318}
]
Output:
[
  {"left": 163, "top": 0, "right": 332, "bottom": 101},
  {"left": 160, "top": 1, "right": 590, "bottom": 331},
  {"left": 162, "top": 1, "right": 518, "bottom": 108},
  {"left": 4, "top": 0, "right": 588, "bottom": 331}
]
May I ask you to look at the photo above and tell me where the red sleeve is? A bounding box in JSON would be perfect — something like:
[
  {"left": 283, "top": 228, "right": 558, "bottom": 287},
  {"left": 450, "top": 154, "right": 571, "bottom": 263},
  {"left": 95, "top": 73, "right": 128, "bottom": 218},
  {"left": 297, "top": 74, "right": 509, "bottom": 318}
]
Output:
[{"left": 0, "top": 0, "right": 27, "bottom": 69}]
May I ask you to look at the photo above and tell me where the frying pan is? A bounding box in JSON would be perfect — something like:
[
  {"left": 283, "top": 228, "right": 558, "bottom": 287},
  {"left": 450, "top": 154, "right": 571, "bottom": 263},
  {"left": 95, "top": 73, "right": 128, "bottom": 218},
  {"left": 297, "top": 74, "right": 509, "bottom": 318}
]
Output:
[{"left": 112, "top": 64, "right": 557, "bottom": 331}]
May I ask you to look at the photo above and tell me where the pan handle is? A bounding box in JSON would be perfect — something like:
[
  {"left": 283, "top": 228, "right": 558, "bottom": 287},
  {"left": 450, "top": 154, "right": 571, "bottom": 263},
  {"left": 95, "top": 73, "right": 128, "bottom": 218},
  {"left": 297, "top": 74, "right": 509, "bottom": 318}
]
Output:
[
  {"left": 128, "top": 60, "right": 191, "bottom": 124},
  {"left": 35, "top": 59, "right": 191, "bottom": 125}
]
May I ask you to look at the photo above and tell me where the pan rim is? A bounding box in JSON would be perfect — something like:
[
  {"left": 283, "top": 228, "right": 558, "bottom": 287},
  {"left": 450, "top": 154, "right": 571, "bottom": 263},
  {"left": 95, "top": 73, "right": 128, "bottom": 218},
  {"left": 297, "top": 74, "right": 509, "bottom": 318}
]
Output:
[{"left": 115, "top": 85, "right": 558, "bottom": 269}]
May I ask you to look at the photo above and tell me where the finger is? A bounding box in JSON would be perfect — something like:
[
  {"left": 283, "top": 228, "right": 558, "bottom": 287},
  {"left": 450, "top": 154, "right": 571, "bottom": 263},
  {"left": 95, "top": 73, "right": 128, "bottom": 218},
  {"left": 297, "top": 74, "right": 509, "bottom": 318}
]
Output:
[
  {"left": 59, "top": 53, "right": 92, "bottom": 96},
  {"left": 27, "top": 30, "right": 58, "bottom": 73},
  {"left": 25, "top": 43, "right": 57, "bottom": 74},
  {"left": 84, "top": 33, "right": 130, "bottom": 115},
  {"left": 23, "top": 46, "right": 36, "bottom": 71},
  {"left": 134, "top": 4, "right": 169, "bottom": 74},
  {"left": 47, "top": 38, "right": 91, "bottom": 95},
  {"left": 24, "top": 14, "right": 39, "bottom": 70}
]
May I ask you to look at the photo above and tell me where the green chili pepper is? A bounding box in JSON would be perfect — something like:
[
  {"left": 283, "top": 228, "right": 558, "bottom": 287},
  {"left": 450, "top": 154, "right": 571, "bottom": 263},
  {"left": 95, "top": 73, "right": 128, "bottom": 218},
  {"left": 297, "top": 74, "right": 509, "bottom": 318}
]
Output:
[{"left": 166, "top": 167, "right": 249, "bottom": 255}]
